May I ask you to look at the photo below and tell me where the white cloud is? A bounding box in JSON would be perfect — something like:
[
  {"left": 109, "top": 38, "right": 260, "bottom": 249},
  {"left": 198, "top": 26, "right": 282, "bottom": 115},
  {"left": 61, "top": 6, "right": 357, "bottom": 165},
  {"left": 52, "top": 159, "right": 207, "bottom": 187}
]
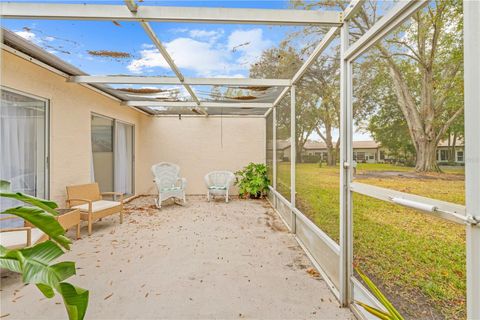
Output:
[
  {"left": 128, "top": 37, "right": 232, "bottom": 76},
  {"left": 188, "top": 29, "right": 223, "bottom": 42},
  {"left": 169, "top": 28, "right": 189, "bottom": 34},
  {"left": 141, "top": 43, "right": 156, "bottom": 49},
  {"left": 44, "top": 36, "right": 55, "bottom": 42},
  {"left": 15, "top": 30, "right": 37, "bottom": 42},
  {"left": 128, "top": 28, "right": 274, "bottom": 77},
  {"left": 227, "top": 29, "right": 273, "bottom": 66}
]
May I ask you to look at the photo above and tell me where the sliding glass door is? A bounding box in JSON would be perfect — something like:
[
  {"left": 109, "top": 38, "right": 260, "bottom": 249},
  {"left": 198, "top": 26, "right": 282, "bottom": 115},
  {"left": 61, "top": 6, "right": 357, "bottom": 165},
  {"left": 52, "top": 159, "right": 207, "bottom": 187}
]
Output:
[
  {"left": 91, "top": 114, "right": 114, "bottom": 193},
  {"left": 0, "top": 88, "right": 48, "bottom": 223},
  {"left": 91, "top": 114, "right": 134, "bottom": 197}
]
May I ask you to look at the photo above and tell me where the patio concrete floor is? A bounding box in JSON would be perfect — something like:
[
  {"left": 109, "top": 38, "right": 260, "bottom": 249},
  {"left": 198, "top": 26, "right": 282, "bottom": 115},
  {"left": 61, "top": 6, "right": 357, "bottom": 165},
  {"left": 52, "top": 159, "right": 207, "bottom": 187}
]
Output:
[{"left": 1, "top": 196, "right": 354, "bottom": 319}]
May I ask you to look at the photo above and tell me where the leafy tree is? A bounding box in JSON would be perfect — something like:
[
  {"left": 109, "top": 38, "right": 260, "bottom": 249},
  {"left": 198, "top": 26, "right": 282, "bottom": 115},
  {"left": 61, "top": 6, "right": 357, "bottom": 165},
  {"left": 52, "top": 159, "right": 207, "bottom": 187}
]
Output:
[
  {"left": 305, "top": 53, "right": 341, "bottom": 166},
  {"left": 293, "top": 0, "right": 464, "bottom": 172},
  {"left": 251, "top": 45, "right": 343, "bottom": 165}
]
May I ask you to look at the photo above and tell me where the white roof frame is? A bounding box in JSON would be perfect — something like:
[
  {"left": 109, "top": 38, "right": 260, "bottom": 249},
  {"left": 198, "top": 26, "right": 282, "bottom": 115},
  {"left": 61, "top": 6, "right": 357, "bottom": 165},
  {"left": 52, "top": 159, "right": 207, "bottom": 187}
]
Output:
[
  {"left": 121, "top": 1, "right": 207, "bottom": 115},
  {"left": 0, "top": 0, "right": 346, "bottom": 116},
  {"left": 125, "top": 101, "right": 271, "bottom": 108},
  {"left": 0, "top": 3, "right": 342, "bottom": 26},
  {"left": 68, "top": 76, "right": 291, "bottom": 87}
]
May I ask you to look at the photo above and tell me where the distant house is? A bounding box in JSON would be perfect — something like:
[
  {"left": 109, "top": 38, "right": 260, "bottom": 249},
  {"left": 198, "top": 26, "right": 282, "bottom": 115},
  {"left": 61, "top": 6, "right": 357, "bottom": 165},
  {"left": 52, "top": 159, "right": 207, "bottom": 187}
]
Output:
[
  {"left": 436, "top": 139, "right": 465, "bottom": 164},
  {"left": 274, "top": 138, "right": 464, "bottom": 165}
]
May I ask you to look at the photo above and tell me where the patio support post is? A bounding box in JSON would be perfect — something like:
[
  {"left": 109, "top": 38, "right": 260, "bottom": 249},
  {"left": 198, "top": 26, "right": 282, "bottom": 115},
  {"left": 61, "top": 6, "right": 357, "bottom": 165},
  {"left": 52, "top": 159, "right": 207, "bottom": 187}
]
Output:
[
  {"left": 339, "top": 19, "right": 353, "bottom": 307},
  {"left": 273, "top": 106, "right": 277, "bottom": 207},
  {"left": 290, "top": 85, "right": 296, "bottom": 233},
  {"left": 464, "top": 0, "right": 480, "bottom": 318}
]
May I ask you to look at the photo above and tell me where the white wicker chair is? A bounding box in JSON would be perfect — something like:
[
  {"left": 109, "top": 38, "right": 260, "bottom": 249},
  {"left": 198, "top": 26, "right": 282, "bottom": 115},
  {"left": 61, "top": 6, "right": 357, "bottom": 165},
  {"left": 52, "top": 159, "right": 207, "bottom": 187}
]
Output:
[
  {"left": 151, "top": 162, "right": 187, "bottom": 208},
  {"left": 204, "top": 171, "right": 235, "bottom": 203}
]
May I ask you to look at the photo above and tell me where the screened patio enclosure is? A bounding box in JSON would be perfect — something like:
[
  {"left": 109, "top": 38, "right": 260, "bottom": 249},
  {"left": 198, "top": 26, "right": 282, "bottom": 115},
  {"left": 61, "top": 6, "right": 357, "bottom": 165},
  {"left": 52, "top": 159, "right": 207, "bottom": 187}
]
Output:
[{"left": 1, "top": 0, "right": 479, "bottom": 319}]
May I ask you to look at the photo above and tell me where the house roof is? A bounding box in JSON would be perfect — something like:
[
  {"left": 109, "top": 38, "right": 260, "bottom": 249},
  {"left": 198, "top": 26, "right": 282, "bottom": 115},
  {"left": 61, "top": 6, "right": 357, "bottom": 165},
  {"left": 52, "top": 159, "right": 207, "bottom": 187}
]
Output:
[
  {"left": 276, "top": 139, "right": 380, "bottom": 150},
  {"left": 275, "top": 138, "right": 464, "bottom": 151},
  {"left": 304, "top": 140, "right": 380, "bottom": 150},
  {"left": 438, "top": 138, "right": 464, "bottom": 147}
]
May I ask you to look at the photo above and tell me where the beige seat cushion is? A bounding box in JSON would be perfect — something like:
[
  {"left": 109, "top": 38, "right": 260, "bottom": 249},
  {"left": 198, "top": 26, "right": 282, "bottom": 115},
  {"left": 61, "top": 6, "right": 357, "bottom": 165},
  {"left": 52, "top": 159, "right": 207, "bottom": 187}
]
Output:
[
  {"left": 72, "top": 200, "right": 121, "bottom": 213},
  {"left": 0, "top": 228, "right": 46, "bottom": 249}
]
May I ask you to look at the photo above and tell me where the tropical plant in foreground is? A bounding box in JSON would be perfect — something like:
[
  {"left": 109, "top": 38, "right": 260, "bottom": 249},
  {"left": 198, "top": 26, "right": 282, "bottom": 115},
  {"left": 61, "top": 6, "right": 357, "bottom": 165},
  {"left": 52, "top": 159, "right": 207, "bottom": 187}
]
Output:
[
  {"left": 355, "top": 266, "right": 404, "bottom": 320},
  {"left": 0, "top": 180, "right": 89, "bottom": 320},
  {"left": 235, "top": 163, "right": 270, "bottom": 198}
]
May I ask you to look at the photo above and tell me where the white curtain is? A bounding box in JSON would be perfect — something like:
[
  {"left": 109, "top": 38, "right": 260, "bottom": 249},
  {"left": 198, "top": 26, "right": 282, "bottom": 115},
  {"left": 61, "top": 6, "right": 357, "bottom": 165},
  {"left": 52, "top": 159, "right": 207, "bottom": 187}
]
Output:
[
  {"left": 0, "top": 90, "right": 45, "bottom": 227},
  {"left": 114, "top": 122, "right": 133, "bottom": 196}
]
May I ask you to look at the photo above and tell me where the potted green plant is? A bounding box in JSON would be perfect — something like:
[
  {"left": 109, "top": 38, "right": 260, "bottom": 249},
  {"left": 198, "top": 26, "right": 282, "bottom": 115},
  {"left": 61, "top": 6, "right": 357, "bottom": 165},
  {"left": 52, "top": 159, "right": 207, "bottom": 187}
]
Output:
[
  {"left": 234, "top": 163, "right": 270, "bottom": 199},
  {"left": 0, "top": 180, "right": 89, "bottom": 320}
]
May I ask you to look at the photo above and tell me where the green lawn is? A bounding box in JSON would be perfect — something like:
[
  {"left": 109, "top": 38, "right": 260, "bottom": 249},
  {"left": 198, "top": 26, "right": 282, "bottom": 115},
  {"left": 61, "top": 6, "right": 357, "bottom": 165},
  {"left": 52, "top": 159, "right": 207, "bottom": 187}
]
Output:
[{"left": 276, "top": 162, "right": 466, "bottom": 320}]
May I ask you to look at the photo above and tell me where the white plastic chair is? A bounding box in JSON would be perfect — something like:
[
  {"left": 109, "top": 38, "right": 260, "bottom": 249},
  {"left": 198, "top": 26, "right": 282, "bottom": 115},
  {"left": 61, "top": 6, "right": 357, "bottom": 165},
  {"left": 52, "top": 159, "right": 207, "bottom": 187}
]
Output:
[
  {"left": 151, "top": 162, "right": 187, "bottom": 208},
  {"left": 204, "top": 171, "right": 235, "bottom": 203}
]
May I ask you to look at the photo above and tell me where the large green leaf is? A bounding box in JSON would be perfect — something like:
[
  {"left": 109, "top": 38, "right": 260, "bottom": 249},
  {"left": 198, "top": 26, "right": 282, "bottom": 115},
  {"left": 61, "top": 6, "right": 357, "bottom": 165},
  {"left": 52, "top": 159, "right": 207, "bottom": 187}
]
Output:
[
  {"left": 36, "top": 283, "right": 55, "bottom": 298},
  {"left": 58, "top": 282, "right": 89, "bottom": 320},
  {"left": 0, "top": 180, "right": 58, "bottom": 215},
  {"left": 3, "top": 241, "right": 75, "bottom": 289},
  {"left": 0, "top": 259, "right": 22, "bottom": 272},
  {"left": 21, "top": 259, "right": 75, "bottom": 289},
  {"left": 20, "top": 240, "right": 64, "bottom": 264},
  {"left": 51, "top": 261, "right": 76, "bottom": 282},
  {"left": 2, "top": 206, "right": 71, "bottom": 249}
]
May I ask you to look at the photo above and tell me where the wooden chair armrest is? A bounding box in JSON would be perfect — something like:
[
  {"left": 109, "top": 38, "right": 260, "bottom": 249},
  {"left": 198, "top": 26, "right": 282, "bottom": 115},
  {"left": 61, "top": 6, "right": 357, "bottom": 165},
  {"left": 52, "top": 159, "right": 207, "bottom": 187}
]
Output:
[
  {"left": 0, "top": 227, "right": 32, "bottom": 247},
  {"left": 0, "top": 227, "right": 32, "bottom": 246},
  {"left": 101, "top": 192, "right": 124, "bottom": 203},
  {"left": 0, "top": 227, "right": 32, "bottom": 233},
  {"left": 66, "top": 198, "right": 93, "bottom": 212}
]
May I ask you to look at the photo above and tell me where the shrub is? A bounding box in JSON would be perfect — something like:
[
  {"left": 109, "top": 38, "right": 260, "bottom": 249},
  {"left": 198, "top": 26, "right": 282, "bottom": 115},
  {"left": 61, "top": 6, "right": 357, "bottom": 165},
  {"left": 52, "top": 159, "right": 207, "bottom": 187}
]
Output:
[
  {"left": 235, "top": 163, "right": 270, "bottom": 199},
  {"left": 0, "top": 180, "right": 89, "bottom": 320}
]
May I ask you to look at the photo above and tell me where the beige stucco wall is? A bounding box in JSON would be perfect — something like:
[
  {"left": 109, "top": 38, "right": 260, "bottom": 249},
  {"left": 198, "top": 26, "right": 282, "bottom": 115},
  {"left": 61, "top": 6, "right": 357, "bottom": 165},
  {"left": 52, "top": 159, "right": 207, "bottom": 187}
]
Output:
[
  {"left": 1, "top": 50, "right": 145, "bottom": 205},
  {"left": 138, "top": 116, "right": 266, "bottom": 195},
  {"left": 1, "top": 49, "right": 266, "bottom": 201}
]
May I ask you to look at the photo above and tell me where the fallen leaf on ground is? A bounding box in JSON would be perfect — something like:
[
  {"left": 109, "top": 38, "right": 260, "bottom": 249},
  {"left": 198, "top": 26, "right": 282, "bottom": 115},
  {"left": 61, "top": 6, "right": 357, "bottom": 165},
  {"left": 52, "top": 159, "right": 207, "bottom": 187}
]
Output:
[{"left": 306, "top": 268, "right": 320, "bottom": 277}]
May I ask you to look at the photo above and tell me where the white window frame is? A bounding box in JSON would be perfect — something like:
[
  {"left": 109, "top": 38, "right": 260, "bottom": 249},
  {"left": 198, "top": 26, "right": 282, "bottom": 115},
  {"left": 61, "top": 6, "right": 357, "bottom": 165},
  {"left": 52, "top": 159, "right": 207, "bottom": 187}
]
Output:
[
  {"left": 91, "top": 112, "right": 135, "bottom": 196},
  {"left": 1, "top": 86, "right": 50, "bottom": 199}
]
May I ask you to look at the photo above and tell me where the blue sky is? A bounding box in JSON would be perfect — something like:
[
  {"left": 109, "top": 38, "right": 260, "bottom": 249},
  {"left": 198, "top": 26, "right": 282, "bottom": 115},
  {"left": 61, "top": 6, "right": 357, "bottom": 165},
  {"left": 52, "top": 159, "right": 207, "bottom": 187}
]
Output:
[{"left": 1, "top": 1, "right": 307, "bottom": 78}]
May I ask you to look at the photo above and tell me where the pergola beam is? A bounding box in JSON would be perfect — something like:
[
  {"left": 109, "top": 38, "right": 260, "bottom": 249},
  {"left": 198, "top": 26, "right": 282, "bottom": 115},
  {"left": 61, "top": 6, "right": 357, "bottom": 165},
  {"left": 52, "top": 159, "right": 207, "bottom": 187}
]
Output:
[
  {"left": 0, "top": 3, "right": 342, "bottom": 26},
  {"left": 343, "top": 0, "right": 428, "bottom": 61},
  {"left": 265, "top": 0, "right": 365, "bottom": 118},
  {"left": 125, "top": 101, "right": 271, "bottom": 108},
  {"left": 68, "top": 76, "right": 291, "bottom": 87},
  {"left": 342, "top": 0, "right": 365, "bottom": 21},
  {"left": 124, "top": 0, "right": 138, "bottom": 13},
  {"left": 265, "top": 26, "right": 340, "bottom": 117},
  {"left": 291, "top": 27, "right": 339, "bottom": 84},
  {"left": 124, "top": 0, "right": 207, "bottom": 116}
]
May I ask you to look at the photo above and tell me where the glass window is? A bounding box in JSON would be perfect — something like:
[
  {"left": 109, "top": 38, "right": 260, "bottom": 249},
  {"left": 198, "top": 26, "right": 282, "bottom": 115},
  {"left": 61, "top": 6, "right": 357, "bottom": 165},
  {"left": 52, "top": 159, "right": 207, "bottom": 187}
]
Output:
[
  {"left": 456, "top": 151, "right": 464, "bottom": 162},
  {"left": 91, "top": 115, "right": 134, "bottom": 196},
  {"left": 0, "top": 89, "right": 48, "bottom": 227}
]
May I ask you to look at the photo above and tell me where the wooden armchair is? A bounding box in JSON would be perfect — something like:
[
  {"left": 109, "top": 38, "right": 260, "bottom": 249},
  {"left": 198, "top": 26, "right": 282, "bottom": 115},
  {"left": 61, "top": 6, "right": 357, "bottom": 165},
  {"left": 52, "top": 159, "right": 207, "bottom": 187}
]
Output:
[
  {"left": 66, "top": 183, "right": 123, "bottom": 236},
  {"left": 0, "top": 216, "right": 48, "bottom": 249}
]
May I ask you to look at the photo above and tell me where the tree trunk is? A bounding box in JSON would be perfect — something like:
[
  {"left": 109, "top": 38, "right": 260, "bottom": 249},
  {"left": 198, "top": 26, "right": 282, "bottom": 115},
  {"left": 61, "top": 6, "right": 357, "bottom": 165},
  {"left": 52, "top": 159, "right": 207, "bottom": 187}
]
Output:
[
  {"left": 415, "top": 139, "right": 439, "bottom": 172},
  {"left": 326, "top": 145, "right": 336, "bottom": 166},
  {"left": 449, "top": 132, "right": 457, "bottom": 163},
  {"left": 296, "top": 149, "right": 303, "bottom": 163}
]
